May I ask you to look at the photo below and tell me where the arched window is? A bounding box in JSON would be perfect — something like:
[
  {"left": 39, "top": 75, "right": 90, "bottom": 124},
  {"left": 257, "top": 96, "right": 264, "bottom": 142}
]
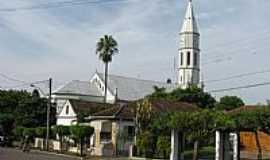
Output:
[
  {"left": 187, "top": 52, "right": 191, "bottom": 66},
  {"left": 194, "top": 52, "right": 197, "bottom": 66},
  {"left": 66, "top": 105, "right": 69, "bottom": 115},
  {"left": 180, "top": 52, "right": 183, "bottom": 65}
]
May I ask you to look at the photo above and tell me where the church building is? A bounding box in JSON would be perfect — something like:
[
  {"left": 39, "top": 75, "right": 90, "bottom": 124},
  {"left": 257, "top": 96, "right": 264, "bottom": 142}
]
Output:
[
  {"left": 52, "top": 0, "right": 201, "bottom": 115},
  {"left": 51, "top": 0, "right": 202, "bottom": 156}
]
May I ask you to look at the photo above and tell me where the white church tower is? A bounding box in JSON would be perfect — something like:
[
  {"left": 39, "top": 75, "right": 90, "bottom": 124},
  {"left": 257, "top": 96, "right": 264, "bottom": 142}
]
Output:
[{"left": 178, "top": 0, "right": 200, "bottom": 89}]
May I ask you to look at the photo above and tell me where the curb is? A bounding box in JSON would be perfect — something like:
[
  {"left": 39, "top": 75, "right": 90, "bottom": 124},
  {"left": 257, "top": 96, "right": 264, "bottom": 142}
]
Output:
[{"left": 31, "top": 149, "right": 82, "bottom": 159}]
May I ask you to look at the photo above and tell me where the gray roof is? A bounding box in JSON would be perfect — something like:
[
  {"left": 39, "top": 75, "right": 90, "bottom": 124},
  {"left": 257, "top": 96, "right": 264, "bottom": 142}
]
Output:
[
  {"left": 96, "top": 73, "right": 177, "bottom": 101},
  {"left": 53, "top": 80, "right": 102, "bottom": 97},
  {"left": 53, "top": 73, "right": 178, "bottom": 101}
]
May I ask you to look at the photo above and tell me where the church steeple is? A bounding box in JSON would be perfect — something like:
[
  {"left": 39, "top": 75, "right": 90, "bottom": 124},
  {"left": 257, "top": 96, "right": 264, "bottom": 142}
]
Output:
[
  {"left": 178, "top": 0, "right": 200, "bottom": 89},
  {"left": 181, "top": 0, "right": 198, "bottom": 34}
]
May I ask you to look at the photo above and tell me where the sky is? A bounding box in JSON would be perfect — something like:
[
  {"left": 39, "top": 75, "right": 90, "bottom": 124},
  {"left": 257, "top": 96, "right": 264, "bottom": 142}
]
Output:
[{"left": 0, "top": 0, "right": 270, "bottom": 104}]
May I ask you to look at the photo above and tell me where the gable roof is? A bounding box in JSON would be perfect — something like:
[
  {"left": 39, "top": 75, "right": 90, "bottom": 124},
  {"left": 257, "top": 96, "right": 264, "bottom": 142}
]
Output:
[
  {"left": 53, "top": 73, "right": 178, "bottom": 102},
  {"left": 91, "top": 105, "right": 134, "bottom": 120},
  {"left": 150, "top": 100, "right": 199, "bottom": 113},
  {"left": 89, "top": 100, "right": 199, "bottom": 121},
  {"left": 96, "top": 72, "right": 177, "bottom": 101},
  {"left": 227, "top": 105, "right": 261, "bottom": 114},
  {"left": 69, "top": 99, "right": 115, "bottom": 115},
  {"left": 53, "top": 80, "right": 102, "bottom": 97}
]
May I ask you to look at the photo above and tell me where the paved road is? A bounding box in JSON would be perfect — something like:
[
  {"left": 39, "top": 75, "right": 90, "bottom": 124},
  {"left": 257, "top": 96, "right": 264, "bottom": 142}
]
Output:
[{"left": 0, "top": 147, "right": 80, "bottom": 160}]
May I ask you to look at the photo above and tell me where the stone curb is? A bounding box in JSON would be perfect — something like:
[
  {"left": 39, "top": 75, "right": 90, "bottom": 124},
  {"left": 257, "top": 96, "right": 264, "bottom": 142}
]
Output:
[{"left": 31, "top": 149, "right": 83, "bottom": 159}]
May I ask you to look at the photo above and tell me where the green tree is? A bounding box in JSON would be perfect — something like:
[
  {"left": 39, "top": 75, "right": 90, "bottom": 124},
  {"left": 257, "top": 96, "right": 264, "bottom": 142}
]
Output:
[
  {"left": 170, "top": 86, "right": 216, "bottom": 109},
  {"left": 35, "top": 127, "right": 47, "bottom": 138},
  {"left": 96, "top": 35, "right": 119, "bottom": 103},
  {"left": 0, "top": 113, "right": 14, "bottom": 137},
  {"left": 148, "top": 86, "right": 216, "bottom": 109},
  {"left": 53, "top": 125, "right": 70, "bottom": 152},
  {"left": 70, "top": 125, "right": 94, "bottom": 156},
  {"left": 156, "top": 136, "right": 170, "bottom": 158},
  {"left": 136, "top": 131, "right": 153, "bottom": 157},
  {"left": 217, "top": 96, "right": 244, "bottom": 111}
]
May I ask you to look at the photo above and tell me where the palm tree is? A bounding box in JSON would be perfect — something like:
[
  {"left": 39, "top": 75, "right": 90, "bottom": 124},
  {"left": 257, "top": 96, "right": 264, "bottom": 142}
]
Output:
[{"left": 96, "top": 35, "right": 118, "bottom": 103}]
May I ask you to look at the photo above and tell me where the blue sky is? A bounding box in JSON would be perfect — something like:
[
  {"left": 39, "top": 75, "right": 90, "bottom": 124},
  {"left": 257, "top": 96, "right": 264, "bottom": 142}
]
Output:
[{"left": 0, "top": 0, "right": 270, "bottom": 104}]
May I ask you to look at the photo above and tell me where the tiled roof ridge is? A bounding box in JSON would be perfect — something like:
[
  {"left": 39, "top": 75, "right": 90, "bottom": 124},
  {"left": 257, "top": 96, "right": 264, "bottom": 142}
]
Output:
[
  {"left": 96, "top": 72, "right": 173, "bottom": 85},
  {"left": 53, "top": 79, "right": 89, "bottom": 93},
  {"left": 92, "top": 105, "right": 120, "bottom": 116}
]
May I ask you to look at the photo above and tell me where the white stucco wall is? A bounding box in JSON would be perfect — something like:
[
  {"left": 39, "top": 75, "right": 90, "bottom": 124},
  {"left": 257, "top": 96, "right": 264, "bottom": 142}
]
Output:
[
  {"left": 91, "top": 73, "right": 116, "bottom": 103},
  {"left": 56, "top": 100, "right": 77, "bottom": 126}
]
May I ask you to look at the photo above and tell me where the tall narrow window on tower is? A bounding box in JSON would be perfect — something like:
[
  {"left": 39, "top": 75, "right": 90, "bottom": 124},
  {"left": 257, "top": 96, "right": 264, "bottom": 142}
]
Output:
[
  {"left": 187, "top": 52, "right": 191, "bottom": 66},
  {"left": 181, "top": 52, "right": 183, "bottom": 65},
  {"left": 194, "top": 52, "right": 197, "bottom": 66}
]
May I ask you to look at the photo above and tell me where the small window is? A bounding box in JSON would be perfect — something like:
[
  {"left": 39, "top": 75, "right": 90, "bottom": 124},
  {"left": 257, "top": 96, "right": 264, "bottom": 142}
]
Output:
[
  {"left": 127, "top": 126, "right": 135, "bottom": 138},
  {"left": 187, "top": 52, "right": 191, "bottom": 66},
  {"left": 100, "top": 132, "right": 111, "bottom": 142},
  {"left": 194, "top": 52, "right": 197, "bottom": 66},
  {"left": 66, "top": 105, "right": 69, "bottom": 115},
  {"left": 180, "top": 52, "right": 183, "bottom": 65}
]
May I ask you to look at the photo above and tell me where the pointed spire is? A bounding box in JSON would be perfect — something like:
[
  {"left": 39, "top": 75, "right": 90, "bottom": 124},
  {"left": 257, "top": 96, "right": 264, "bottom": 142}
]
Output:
[{"left": 180, "top": 0, "right": 199, "bottom": 34}]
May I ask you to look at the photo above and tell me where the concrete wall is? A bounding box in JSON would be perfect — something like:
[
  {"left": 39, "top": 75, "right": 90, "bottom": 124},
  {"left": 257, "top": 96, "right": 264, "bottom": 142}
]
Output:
[{"left": 89, "top": 120, "right": 135, "bottom": 156}]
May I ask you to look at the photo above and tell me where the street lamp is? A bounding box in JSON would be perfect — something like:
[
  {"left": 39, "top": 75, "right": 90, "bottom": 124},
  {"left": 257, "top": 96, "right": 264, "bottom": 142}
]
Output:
[{"left": 30, "top": 78, "right": 52, "bottom": 151}]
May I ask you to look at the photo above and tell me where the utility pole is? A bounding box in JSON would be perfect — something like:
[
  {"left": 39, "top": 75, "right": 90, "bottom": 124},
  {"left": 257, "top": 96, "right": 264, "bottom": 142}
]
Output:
[{"left": 46, "top": 78, "right": 52, "bottom": 151}]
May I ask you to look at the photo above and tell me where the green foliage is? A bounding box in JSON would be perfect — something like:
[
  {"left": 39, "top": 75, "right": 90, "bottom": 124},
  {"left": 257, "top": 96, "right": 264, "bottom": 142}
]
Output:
[
  {"left": 0, "top": 90, "right": 55, "bottom": 139},
  {"left": 96, "top": 35, "right": 118, "bottom": 63},
  {"left": 70, "top": 125, "right": 94, "bottom": 156},
  {"left": 22, "top": 128, "right": 36, "bottom": 138},
  {"left": 170, "top": 86, "right": 216, "bottom": 109},
  {"left": 216, "top": 96, "right": 245, "bottom": 111},
  {"left": 70, "top": 125, "right": 94, "bottom": 140},
  {"left": 156, "top": 136, "right": 170, "bottom": 158},
  {"left": 231, "top": 106, "right": 270, "bottom": 132},
  {"left": 148, "top": 86, "right": 216, "bottom": 109},
  {"left": 35, "top": 127, "right": 47, "bottom": 138},
  {"left": 53, "top": 125, "right": 70, "bottom": 137},
  {"left": 135, "top": 99, "right": 154, "bottom": 132},
  {"left": 136, "top": 131, "right": 153, "bottom": 156},
  {"left": 0, "top": 113, "right": 14, "bottom": 136},
  {"left": 0, "top": 90, "right": 30, "bottom": 114},
  {"left": 13, "top": 126, "right": 25, "bottom": 138}
]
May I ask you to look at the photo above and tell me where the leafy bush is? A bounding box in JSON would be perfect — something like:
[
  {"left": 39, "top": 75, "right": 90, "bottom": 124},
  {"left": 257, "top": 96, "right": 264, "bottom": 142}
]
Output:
[
  {"left": 35, "top": 127, "right": 47, "bottom": 138},
  {"left": 136, "top": 131, "right": 153, "bottom": 157},
  {"left": 156, "top": 136, "right": 170, "bottom": 158}
]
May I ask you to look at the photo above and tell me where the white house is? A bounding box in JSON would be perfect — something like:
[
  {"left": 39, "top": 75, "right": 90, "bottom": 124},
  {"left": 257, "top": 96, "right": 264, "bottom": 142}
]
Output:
[{"left": 56, "top": 99, "right": 116, "bottom": 126}]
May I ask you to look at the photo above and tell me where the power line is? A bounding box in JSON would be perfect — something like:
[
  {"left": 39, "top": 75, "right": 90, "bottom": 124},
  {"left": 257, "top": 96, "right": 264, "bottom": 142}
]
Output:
[
  {"left": 0, "top": 0, "right": 131, "bottom": 12},
  {"left": 204, "top": 30, "right": 270, "bottom": 56},
  {"left": 208, "top": 81, "right": 270, "bottom": 93},
  {"left": 1, "top": 80, "right": 49, "bottom": 89},
  {"left": 204, "top": 69, "right": 270, "bottom": 84},
  {"left": 202, "top": 44, "right": 270, "bottom": 66},
  {"left": 0, "top": 73, "right": 28, "bottom": 83}
]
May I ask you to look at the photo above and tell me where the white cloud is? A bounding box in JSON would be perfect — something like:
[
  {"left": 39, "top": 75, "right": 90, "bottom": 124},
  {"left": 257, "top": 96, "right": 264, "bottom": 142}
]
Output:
[{"left": 0, "top": 0, "right": 270, "bottom": 103}]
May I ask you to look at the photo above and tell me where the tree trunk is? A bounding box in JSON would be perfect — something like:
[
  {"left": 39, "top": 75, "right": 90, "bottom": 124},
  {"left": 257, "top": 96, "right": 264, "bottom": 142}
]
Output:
[
  {"left": 80, "top": 137, "right": 83, "bottom": 157},
  {"left": 193, "top": 140, "right": 199, "bottom": 160},
  {"left": 104, "top": 62, "right": 108, "bottom": 103},
  {"left": 60, "top": 136, "right": 63, "bottom": 153},
  {"left": 255, "top": 131, "right": 262, "bottom": 160}
]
